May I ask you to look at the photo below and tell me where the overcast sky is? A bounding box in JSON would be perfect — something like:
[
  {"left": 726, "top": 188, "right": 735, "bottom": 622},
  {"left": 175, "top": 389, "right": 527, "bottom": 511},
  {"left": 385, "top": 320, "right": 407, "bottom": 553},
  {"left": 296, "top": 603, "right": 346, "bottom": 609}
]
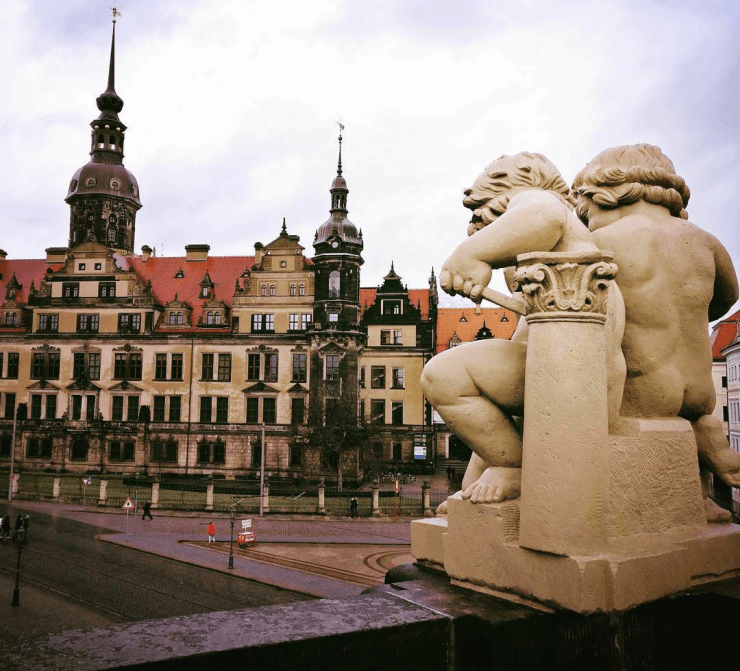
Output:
[{"left": 2, "top": 0, "right": 739, "bottom": 316}]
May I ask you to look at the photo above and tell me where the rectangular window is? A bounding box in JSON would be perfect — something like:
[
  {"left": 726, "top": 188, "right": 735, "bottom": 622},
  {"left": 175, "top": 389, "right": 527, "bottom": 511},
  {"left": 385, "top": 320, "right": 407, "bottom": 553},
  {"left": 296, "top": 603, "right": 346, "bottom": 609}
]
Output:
[
  {"left": 85, "top": 395, "right": 95, "bottom": 421},
  {"left": 63, "top": 282, "right": 79, "bottom": 298},
  {"left": 291, "top": 397, "right": 305, "bottom": 425},
  {"left": 251, "top": 314, "right": 264, "bottom": 331},
  {"left": 292, "top": 353, "right": 307, "bottom": 382},
  {"left": 73, "top": 353, "right": 85, "bottom": 379},
  {"left": 301, "top": 314, "right": 310, "bottom": 330},
  {"left": 77, "top": 314, "right": 99, "bottom": 333},
  {"left": 383, "top": 300, "right": 401, "bottom": 315},
  {"left": 359, "top": 367, "right": 366, "bottom": 388},
  {"left": 289, "top": 314, "right": 299, "bottom": 330},
  {"left": 118, "top": 313, "right": 141, "bottom": 333},
  {"left": 371, "top": 399, "right": 386, "bottom": 424},
  {"left": 38, "top": 314, "right": 59, "bottom": 333},
  {"left": 99, "top": 282, "right": 116, "bottom": 298},
  {"left": 724, "top": 406, "right": 729, "bottom": 422},
  {"left": 246, "top": 397, "right": 259, "bottom": 423},
  {"left": 31, "top": 352, "right": 60, "bottom": 380},
  {"left": 168, "top": 396, "right": 181, "bottom": 422},
  {"left": 263, "top": 397, "right": 276, "bottom": 424},
  {"left": 202, "top": 353, "right": 214, "bottom": 380},
  {"left": 264, "top": 354, "right": 278, "bottom": 382},
  {"left": 127, "top": 396, "right": 139, "bottom": 422},
  {"left": 31, "top": 394, "right": 42, "bottom": 419},
  {"left": 112, "top": 396, "right": 124, "bottom": 421},
  {"left": 7, "top": 353, "right": 18, "bottom": 379},
  {"left": 217, "top": 354, "right": 231, "bottom": 381},
  {"left": 129, "top": 353, "right": 142, "bottom": 380},
  {"left": 71, "top": 395, "right": 83, "bottom": 420},
  {"left": 216, "top": 397, "right": 229, "bottom": 423},
  {"left": 200, "top": 396, "right": 212, "bottom": 423},
  {"left": 722, "top": 376, "right": 728, "bottom": 388},
  {"left": 391, "top": 401, "right": 404, "bottom": 426},
  {"left": 114, "top": 353, "right": 127, "bottom": 379},
  {"left": 88, "top": 353, "right": 100, "bottom": 380},
  {"left": 251, "top": 439, "right": 262, "bottom": 466},
  {"left": 371, "top": 366, "right": 386, "bottom": 389},
  {"left": 26, "top": 437, "right": 53, "bottom": 459},
  {"left": 114, "top": 352, "right": 141, "bottom": 380},
  {"left": 392, "top": 368, "right": 405, "bottom": 389},
  {"left": 109, "top": 440, "right": 135, "bottom": 462},
  {"left": 265, "top": 314, "right": 275, "bottom": 331},
  {"left": 152, "top": 441, "right": 178, "bottom": 463},
  {"left": 381, "top": 330, "right": 390, "bottom": 345},
  {"left": 155, "top": 354, "right": 167, "bottom": 380},
  {"left": 153, "top": 396, "right": 166, "bottom": 422},
  {"left": 393, "top": 330, "right": 403, "bottom": 345},
  {"left": 171, "top": 354, "right": 183, "bottom": 380},
  {"left": 326, "top": 355, "right": 340, "bottom": 382},
  {"left": 4, "top": 393, "right": 15, "bottom": 419},
  {"left": 213, "top": 442, "right": 225, "bottom": 464},
  {"left": 197, "top": 443, "right": 210, "bottom": 463},
  {"left": 290, "top": 444, "right": 302, "bottom": 467},
  {"left": 46, "top": 394, "right": 57, "bottom": 420},
  {"left": 326, "top": 398, "right": 340, "bottom": 425},
  {"left": 0, "top": 435, "right": 11, "bottom": 457},
  {"left": 248, "top": 354, "right": 260, "bottom": 381}
]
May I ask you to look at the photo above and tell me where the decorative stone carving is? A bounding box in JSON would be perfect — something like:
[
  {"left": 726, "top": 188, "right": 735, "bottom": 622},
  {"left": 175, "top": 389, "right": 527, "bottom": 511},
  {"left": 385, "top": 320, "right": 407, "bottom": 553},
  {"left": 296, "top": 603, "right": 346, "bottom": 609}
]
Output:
[{"left": 513, "top": 251, "right": 617, "bottom": 323}]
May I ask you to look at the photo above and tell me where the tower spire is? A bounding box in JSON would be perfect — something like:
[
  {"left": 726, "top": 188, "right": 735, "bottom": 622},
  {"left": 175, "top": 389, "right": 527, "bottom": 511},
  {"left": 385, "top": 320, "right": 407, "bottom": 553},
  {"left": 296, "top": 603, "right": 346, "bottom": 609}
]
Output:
[
  {"left": 96, "top": 9, "right": 124, "bottom": 118},
  {"left": 336, "top": 121, "right": 344, "bottom": 176}
]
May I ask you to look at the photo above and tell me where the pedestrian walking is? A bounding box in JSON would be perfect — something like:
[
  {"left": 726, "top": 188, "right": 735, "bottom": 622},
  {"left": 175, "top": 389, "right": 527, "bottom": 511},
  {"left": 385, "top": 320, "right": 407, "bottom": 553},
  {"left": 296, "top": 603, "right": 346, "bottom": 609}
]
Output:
[
  {"left": 0, "top": 514, "right": 10, "bottom": 540},
  {"left": 207, "top": 521, "right": 215, "bottom": 543},
  {"left": 142, "top": 502, "right": 153, "bottom": 521},
  {"left": 349, "top": 497, "right": 359, "bottom": 518},
  {"left": 22, "top": 515, "right": 29, "bottom": 530},
  {"left": 11, "top": 514, "right": 23, "bottom": 542}
]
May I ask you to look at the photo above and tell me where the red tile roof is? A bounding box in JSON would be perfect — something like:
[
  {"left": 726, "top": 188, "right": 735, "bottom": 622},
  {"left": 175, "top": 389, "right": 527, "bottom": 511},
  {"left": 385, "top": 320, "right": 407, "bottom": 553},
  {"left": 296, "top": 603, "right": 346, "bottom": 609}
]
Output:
[
  {"left": 711, "top": 310, "right": 740, "bottom": 359},
  {"left": 360, "top": 287, "right": 431, "bottom": 319},
  {"left": 123, "top": 255, "right": 255, "bottom": 328},
  {"left": 436, "top": 307, "right": 518, "bottom": 353},
  {"left": 0, "top": 258, "right": 63, "bottom": 304}
]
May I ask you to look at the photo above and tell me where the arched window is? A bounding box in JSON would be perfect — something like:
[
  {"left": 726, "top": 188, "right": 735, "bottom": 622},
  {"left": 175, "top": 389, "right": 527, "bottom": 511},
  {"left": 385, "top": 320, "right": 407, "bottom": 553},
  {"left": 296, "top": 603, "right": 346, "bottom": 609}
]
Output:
[
  {"left": 97, "top": 134, "right": 105, "bottom": 148},
  {"left": 299, "top": 284, "right": 305, "bottom": 296},
  {"left": 109, "top": 135, "right": 116, "bottom": 146},
  {"left": 261, "top": 285, "right": 267, "bottom": 296},
  {"left": 329, "top": 270, "right": 340, "bottom": 298},
  {"left": 207, "top": 312, "right": 214, "bottom": 325},
  {"left": 169, "top": 312, "right": 176, "bottom": 325},
  {"left": 290, "top": 284, "right": 296, "bottom": 296},
  {"left": 214, "top": 312, "right": 221, "bottom": 325},
  {"left": 270, "top": 285, "right": 276, "bottom": 296}
]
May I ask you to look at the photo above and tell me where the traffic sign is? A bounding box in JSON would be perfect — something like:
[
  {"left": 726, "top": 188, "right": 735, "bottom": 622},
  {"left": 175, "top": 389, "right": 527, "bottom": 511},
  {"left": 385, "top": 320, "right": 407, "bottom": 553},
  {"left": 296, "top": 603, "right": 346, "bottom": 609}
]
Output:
[{"left": 122, "top": 497, "right": 135, "bottom": 510}]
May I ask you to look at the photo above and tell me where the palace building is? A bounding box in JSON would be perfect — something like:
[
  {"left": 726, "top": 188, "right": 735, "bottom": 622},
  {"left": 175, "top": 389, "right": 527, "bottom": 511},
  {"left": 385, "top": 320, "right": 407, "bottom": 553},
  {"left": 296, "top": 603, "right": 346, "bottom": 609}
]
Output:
[{"left": 0, "top": 22, "right": 440, "bottom": 486}]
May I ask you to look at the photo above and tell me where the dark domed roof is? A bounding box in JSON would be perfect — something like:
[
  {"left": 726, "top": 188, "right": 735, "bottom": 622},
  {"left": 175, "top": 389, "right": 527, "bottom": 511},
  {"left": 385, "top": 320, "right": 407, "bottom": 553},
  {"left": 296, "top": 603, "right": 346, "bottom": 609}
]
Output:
[
  {"left": 331, "top": 174, "right": 347, "bottom": 189},
  {"left": 66, "top": 161, "right": 141, "bottom": 207},
  {"left": 314, "top": 212, "right": 361, "bottom": 246}
]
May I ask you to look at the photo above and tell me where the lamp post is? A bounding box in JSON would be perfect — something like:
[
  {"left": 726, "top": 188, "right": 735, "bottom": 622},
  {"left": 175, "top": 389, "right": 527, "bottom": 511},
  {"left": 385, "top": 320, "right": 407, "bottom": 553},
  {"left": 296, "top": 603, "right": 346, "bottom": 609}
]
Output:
[
  {"left": 228, "top": 505, "right": 236, "bottom": 570},
  {"left": 11, "top": 526, "right": 27, "bottom": 607}
]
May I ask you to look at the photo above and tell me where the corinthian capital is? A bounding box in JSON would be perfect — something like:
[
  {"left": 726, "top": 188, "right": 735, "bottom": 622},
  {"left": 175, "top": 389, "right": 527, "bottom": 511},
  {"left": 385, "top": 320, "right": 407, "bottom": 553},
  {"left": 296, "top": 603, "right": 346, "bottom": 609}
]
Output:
[{"left": 512, "top": 251, "right": 617, "bottom": 323}]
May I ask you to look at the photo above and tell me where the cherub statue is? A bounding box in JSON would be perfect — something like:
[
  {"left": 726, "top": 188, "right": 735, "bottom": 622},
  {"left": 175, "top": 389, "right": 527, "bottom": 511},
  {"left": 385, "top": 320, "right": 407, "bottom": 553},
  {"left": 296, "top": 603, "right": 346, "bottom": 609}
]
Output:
[
  {"left": 572, "top": 144, "right": 740, "bottom": 522},
  {"left": 421, "top": 152, "right": 626, "bottom": 504}
]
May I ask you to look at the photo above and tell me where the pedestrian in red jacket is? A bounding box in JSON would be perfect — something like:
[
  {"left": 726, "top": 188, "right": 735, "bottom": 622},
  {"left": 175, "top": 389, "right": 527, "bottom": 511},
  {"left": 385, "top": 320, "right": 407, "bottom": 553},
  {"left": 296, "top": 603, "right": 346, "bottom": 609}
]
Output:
[{"left": 207, "top": 522, "right": 215, "bottom": 544}]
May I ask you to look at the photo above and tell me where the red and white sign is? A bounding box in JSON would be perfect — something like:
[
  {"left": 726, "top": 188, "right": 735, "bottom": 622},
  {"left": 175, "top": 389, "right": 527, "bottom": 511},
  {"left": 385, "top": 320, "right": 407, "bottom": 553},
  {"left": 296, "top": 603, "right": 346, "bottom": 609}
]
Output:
[
  {"left": 122, "top": 497, "right": 135, "bottom": 510},
  {"left": 395, "top": 479, "right": 399, "bottom": 494}
]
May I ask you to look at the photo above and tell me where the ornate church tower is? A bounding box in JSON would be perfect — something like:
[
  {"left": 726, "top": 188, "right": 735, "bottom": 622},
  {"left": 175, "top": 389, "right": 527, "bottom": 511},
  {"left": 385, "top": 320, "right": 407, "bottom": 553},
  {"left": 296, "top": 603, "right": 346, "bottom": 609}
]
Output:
[
  {"left": 65, "top": 16, "right": 141, "bottom": 254},
  {"left": 308, "top": 129, "right": 365, "bottom": 430}
]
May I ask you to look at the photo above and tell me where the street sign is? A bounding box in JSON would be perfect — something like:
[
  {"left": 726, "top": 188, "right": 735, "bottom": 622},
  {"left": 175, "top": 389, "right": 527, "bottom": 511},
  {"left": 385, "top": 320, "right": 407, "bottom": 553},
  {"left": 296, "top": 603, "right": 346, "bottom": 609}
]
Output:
[{"left": 122, "top": 497, "right": 135, "bottom": 510}]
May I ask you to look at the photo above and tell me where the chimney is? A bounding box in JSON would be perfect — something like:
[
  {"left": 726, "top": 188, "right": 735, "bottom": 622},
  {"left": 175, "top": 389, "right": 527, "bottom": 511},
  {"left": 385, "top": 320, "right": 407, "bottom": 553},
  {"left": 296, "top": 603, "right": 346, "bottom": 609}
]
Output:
[
  {"left": 45, "top": 247, "right": 68, "bottom": 263},
  {"left": 0, "top": 249, "right": 6, "bottom": 260},
  {"left": 254, "top": 242, "right": 264, "bottom": 267},
  {"left": 141, "top": 245, "right": 152, "bottom": 262},
  {"left": 185, "top": 244, "right": 210, "bottom": 262}
]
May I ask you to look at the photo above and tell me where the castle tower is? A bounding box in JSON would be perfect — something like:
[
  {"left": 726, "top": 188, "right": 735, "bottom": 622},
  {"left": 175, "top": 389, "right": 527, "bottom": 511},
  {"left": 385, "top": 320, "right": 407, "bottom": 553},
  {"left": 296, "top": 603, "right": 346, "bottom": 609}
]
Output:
[
  {"left": 65, "top": 16, "right": 141, "bottom": 254},
  {"left": 308, "top": 128, "right": 365, "bottom": 427}
]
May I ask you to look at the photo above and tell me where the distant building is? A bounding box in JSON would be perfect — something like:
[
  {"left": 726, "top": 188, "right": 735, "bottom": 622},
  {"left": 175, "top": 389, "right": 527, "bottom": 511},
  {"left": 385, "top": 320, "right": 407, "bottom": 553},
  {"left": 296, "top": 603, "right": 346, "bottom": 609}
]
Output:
[{"left": 0, "top": 23, "right": 437, "bottom": 486}]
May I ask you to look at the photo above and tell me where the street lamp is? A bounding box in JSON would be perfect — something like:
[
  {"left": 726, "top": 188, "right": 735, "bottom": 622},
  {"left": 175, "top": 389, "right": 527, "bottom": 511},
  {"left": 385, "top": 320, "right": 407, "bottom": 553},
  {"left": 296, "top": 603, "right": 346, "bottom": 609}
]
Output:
[
  {"left": 11, "top": 526, "right": 28, "bottom": 607},
  {"left": 228, "top": 505, "right": 236, "bottom": 570}
]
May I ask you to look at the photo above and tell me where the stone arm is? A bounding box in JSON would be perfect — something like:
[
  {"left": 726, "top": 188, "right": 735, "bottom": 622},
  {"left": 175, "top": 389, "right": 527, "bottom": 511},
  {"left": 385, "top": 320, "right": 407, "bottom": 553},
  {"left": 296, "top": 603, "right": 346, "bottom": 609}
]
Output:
[
  {"left": 439, "top": 189, "right": 568, "bottom": 301},
  {"left": 709, "top": 235, "right": 739, "bottom": 322}
]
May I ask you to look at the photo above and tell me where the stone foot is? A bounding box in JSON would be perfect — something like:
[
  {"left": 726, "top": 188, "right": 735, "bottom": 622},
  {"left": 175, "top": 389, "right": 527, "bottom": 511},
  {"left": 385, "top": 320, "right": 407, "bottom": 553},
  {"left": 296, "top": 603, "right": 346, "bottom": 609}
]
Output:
[
  {"left": 461, "top": 466, "right": 521, "bottom": 504},
  {"left": 705, "top": 496, "right": 732, "bottom": 523}
]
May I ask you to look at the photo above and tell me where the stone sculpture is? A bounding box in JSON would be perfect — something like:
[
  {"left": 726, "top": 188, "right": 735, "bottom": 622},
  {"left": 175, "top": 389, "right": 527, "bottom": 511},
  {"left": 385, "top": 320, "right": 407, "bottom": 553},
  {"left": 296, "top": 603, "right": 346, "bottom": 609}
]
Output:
[{"left": 413, "top": 145, "right": 740, "bottom": 612}]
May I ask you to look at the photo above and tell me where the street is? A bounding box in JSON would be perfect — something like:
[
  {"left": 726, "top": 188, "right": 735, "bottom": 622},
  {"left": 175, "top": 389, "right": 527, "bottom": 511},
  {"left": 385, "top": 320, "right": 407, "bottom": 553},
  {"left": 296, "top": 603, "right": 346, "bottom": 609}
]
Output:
[{"left": 0, "top": 504, "right": 313, "bottom": 642}]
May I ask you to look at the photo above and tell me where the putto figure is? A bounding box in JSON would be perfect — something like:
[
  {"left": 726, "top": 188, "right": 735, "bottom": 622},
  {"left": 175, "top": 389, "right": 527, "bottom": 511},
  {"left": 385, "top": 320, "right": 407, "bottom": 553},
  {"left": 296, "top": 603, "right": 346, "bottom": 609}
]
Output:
[
  {"left": 421, "top": 152, "right": 625, "bottom": 504},
  {"left": 572, "top": 143, "right": 740, "bottom": 521}
]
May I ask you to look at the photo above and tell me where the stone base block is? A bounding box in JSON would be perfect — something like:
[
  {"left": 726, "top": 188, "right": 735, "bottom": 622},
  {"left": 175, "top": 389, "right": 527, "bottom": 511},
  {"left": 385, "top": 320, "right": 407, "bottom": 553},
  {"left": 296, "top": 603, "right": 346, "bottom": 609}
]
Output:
[{"left": 412, "top": 496, "right": 740, "bottom": 613}]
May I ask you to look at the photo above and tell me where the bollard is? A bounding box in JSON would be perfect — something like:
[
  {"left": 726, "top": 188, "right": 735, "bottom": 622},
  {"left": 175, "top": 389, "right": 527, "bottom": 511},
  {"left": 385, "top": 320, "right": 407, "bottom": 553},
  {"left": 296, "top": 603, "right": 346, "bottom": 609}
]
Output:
[
  {"left": 151, "top": 479, "right": 160, "bottom": 510},
  {"left": 98, "top": 479, "right": 108, "bottom": 506},
  {"left": 371, "top": 480, "right": 381, "bottom": 517},
  {"left": 52, "top": 476, "right": 61, "bottom": 502},
  {"left": 317, "top": 479, "right": 326, "bottom": 515},
  {"left": 205, "top": 477, "right": 214, "bottom": 512},
  {"left": 422, "top": 479, "right": 433, "bottom": 517},
  {"left": 262, "top": 482, "right": 270, "bottom": 515}
]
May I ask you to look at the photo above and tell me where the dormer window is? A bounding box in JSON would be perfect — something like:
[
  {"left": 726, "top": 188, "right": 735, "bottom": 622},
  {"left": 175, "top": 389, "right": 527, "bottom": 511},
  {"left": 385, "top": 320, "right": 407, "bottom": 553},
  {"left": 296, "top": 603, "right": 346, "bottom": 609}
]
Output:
[
  {"left": 63, "top": 282, "right": 79, "bottom": 298},
  {"left": 261, "top": 285, "right": 267, "bottom": 296},
  {"left": 290, "top": 284, "right": 296, "bottom": 296},
  {"left": 299, "top": 284, "right": 306, "bottom": 296},
  {"left": 382, "top": 300, "right": 402, "bottom": 315},
  {"left": 78, "top": 263, "right": 86, "bottom": 271},
  {"left": 270, "top": 285, "right": 276, "bottom": 296},
  {"left": 501, "top": 315, "right": 509, "bottom": 322},
  {"left": 174, "top": 268, "right": 185, "bottom": 278},
  {"left": 201, "top": 286, "right": 209, "bottom": 298},
  {"left": 169, "top": 311, "right": 183, "bottom": 326}
]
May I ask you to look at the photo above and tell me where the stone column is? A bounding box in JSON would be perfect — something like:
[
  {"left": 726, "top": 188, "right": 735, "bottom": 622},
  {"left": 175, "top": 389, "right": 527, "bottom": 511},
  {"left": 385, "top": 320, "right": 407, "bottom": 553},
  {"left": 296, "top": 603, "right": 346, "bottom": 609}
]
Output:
[
  {"left": 317, "top": 479, "right": 326, "bottom": 515},
  {"left": 422, "top": 480, "right": 433, "bottom": 517},
  {"left": 98, "top": 479, "right": 108, "bottom": 506},
  {"left": 52, "top": 476, "right": 61, "bottom": 502},
  {"left": 262, "top": 482, "right": 270, "bottom": 514},
  {"left": 151, "top": 479, "right": 160, "bottom": 510},
  {"left": 371, "top": 480, "right": 381, "bottom": 517},
  {"left": 513, "top": 251, "right": 617, "bottom": 556},
  {"left": 205, "top": 476, "right": 214, "bottom": 512}
]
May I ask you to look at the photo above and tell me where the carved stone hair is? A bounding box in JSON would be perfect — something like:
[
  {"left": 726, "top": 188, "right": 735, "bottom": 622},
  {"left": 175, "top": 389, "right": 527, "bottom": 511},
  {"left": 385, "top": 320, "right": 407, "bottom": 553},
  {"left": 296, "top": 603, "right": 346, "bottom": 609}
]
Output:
[
  {"left": 572, "top": 144, "right": 691, "bottom": 223},
  {"left": 463, "top": 153, "right": 576, "bottom": 236}
]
